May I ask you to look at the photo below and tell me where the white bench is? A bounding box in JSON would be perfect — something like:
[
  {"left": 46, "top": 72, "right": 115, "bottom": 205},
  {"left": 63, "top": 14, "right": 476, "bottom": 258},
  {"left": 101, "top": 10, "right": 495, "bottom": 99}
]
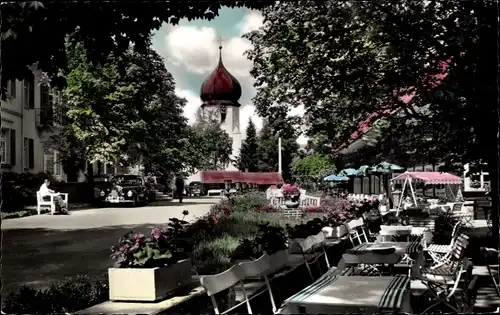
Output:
[{"left": 36, "top": 192, "right": 69, "bottom": 215}]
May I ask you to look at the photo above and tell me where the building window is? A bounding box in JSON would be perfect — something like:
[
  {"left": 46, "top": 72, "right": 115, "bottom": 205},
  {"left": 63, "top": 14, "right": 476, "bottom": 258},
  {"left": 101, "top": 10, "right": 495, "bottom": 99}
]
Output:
[
  {"left": 24, "top": 138, "right": 29, "bottom": 169},
  {"left": 44, "top": 150, "right": 61, "bottom": 175},
  {"left": 23, "top": 74, "right": 35, "bottom": 109},
  {"left": 7, "top": 79, "right": 16, "bottom": 99},
  {"left": 40, "top": 85, "right": 52, "bottom": 108},
  {"left": 1, "top": 128, "right": 12, "bottom": 165},
  {"left": 0, "top": 137, "right": 6, "bottom": 164},
  {"left": 44, "top": 151, "right": 55, "bottom": 174}
]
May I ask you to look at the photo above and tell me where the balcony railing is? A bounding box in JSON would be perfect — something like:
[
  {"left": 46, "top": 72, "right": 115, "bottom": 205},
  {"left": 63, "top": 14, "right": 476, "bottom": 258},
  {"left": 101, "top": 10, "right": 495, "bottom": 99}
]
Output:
[{"left": 35, "top": 107, "right": 66, "bottom": 128}]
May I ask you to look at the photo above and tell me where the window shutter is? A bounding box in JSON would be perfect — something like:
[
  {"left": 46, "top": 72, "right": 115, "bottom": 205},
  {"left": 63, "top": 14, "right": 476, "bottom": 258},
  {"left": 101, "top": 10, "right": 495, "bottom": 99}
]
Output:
[
  {"left": 29, "top": 76, "right": 35, "bottom": 109},
  {"left": 29, "top": 138, "right": 34, "bottom": 169},
  {"left": 10, "top": 129, "right": 16, "bottom": 165}
]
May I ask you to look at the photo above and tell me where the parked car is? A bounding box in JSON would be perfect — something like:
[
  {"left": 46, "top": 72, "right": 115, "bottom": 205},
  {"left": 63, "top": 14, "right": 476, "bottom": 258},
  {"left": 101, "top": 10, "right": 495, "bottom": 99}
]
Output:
[
  {"left": 93, "top": 175, "right": 113, "bottom": 202},
  {"left": 102, "top": 175, "right": 151, "bottom": 206},
  {"left": 187, "top": 181, "right": 207, "bottom": 196}
]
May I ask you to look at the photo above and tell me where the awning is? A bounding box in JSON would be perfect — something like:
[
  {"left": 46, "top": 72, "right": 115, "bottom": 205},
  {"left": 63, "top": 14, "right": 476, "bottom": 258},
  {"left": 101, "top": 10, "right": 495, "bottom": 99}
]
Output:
[
  {"left": 200, "top": 171, "right": 283, "bottom": 185},
  {"left": 390, "top": 171, "right": 462, "bottom": 185}
]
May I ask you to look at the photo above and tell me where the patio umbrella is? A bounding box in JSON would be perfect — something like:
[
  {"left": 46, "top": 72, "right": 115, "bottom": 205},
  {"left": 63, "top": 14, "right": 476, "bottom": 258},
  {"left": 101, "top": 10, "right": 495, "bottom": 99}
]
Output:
[
  {"left": 338, "top": 168, "right": 358, "bottom": 177},
  {"left": 355, "top": 165, "right": 370, "bottom": 176},
  {"left": 323, "top": 174, "right": 350, "bottom": 182},
  {"left": 368, "top": 161, "right": 405, "bottom": 174}
]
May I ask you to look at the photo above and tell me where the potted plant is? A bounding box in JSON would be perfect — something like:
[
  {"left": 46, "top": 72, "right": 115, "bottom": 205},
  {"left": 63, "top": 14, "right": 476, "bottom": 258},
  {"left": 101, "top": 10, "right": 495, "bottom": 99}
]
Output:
[
  {"left": 282, "top": 184, "right": 301, "bottom": 208},
  {"left": 109, "top": 211, "right": 193, "bottom": 302}
]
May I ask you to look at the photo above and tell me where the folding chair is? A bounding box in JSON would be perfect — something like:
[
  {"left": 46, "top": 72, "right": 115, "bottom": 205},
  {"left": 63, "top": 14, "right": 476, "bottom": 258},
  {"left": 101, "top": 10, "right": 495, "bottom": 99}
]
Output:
[
  {"left": 346, "top": 217, "right": 371, "bottom": 247},
  {"left": 428, "top": 233, "right": 469, "bottom": 270},
  {"left": 481, "top": 247, "right": 500, "bottom": 309},
  {"left": 199, "top": 264, "right": 252, "bottom": 314},
  {"left": 412, "top": 251, "right": 472, "bottom": 313},
  {"left": 424, "top": 222, "right": 462, "bottom": 264},
  {"left": 298, "top": 232, "right": 331, "bottom": 281},
  {"left": 238, "top": 254, "right": 277, "bottom": 313}
]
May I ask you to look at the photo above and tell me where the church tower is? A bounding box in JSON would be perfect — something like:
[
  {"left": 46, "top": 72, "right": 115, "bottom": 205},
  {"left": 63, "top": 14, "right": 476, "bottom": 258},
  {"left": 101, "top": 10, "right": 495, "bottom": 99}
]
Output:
[{"left": 199, "top": 43, "right": 242, "bottom": 171}]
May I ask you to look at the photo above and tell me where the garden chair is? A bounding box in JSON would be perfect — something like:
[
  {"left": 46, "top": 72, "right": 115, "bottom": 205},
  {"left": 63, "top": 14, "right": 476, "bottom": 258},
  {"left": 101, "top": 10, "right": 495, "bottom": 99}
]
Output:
[
  {"left": 424, "top": 222, "right": 462, "bottom": 264},
  {"left": 426, "top": 233, "right": 469, "bottom": 271},
  {"left": 238, "top": 254, "right": 277, "bottom": 313},
  {"left": 446, "top": 202, "right": 474, "bottom": 228},
  {"left": 346, "top": 217, "right": 371, "bottom": 247},
  {"left": 199, "top": 264, "right": 253, "bottom": 314},
  {"left": 480, "top": 247, "right": 500, "bottom": 311},
  {"left": 36, "top": 191, "right": 69, "bottom": 215},
  {"left": 298, "top": 231, "right": 331, "bottom": 281},
  {"left": 411, "top": 247, "right": 472, "bottom": 314}
]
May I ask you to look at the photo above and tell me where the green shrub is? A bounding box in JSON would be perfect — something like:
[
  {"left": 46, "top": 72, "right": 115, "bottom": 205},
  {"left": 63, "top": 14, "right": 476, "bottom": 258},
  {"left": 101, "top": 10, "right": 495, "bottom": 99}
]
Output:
[
  {"left": 2, "top": 275, "right": 108, "bottom": 314},
  {"left": 230, "top": 191, "right": 268, "bottom": 212},
  {"left": 1, "top": 172, "right": 56, "bottom": 212},
  {"left": 192, "top": 235, "right": 240, "bottom": 275}
]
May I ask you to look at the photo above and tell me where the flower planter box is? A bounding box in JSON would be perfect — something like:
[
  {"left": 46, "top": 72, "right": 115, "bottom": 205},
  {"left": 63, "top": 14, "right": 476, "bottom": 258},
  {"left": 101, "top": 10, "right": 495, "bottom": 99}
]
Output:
[
  {"left": 108, "top": 258, "right": 192, "bottom": 302},
  {"left": 322, "top": 225, "right": 348, "bottom": 238}
]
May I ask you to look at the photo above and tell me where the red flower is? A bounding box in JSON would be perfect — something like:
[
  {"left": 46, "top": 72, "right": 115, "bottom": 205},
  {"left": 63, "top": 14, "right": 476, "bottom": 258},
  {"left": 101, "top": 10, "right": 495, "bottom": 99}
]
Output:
[{"left": 119, "top": 245, "right": 130, "bottom": 253}]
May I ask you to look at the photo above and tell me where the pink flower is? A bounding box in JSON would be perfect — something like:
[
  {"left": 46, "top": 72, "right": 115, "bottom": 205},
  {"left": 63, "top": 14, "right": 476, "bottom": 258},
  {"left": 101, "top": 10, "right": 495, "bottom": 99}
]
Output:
[
  {"left": 119, "top": 245, "right": 130, "bottom": 253},
  {"left": 151, "top": 228, "right": 162, "bottom": 240},
  {"left": 134, "top": 233, "right": 145, "bottom": 243}
]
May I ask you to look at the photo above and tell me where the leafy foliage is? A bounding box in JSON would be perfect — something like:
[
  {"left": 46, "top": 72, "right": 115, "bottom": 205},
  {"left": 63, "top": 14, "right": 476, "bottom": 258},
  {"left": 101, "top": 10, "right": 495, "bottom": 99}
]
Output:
[
  {"left": 2, "top": 275, "right": 108, "bottom": 314},
  {"left": 244, "top": 1, "right": 498, "bottom": 167},
  {"left": 188, "top": 108, "right": 233, "bottom": 171},
  {"left": 237, "top": 118, "right": 259, "bottom": 172},
  {"left": 1, "top": 1, "right": 274, "bottom": 87},
  {"left": 230, "top": 223, "right": 288, "bottom": 260},
  {"left": 256, "top": 120, "right": 298, "bottom": 181},
  {"left": 46, "top": 38, "right": 189, "bottom": 177},
  {"left": 292, "top": 154, "right": 336, "bottom": 182},
  {"left": 110, "top": 213, "right": 192, "bottom": 268}
]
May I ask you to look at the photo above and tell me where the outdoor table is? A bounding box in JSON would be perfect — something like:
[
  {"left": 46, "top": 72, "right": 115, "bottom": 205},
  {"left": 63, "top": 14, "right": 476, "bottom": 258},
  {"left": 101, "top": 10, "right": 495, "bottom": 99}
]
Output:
[{"left": 284, "top": 275, "right": 412, "bottom": 314}]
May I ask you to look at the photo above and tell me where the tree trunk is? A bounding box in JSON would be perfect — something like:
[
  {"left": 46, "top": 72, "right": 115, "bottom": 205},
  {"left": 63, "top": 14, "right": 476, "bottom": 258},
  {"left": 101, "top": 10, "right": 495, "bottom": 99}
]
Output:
[{"left": 86, "top": 161, "right": 94, "bottom": 184}]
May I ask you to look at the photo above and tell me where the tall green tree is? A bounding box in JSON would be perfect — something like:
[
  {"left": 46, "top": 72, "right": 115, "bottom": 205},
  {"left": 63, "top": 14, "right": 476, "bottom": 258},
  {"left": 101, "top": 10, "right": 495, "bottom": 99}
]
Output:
[
  {"left": 187, "top": 108, "right": 233, "bottom": 171},
  {"left": 237, "top": 118, "right": 259, "bottom": 172},
  {"left": 245, "top": 0, "right": 499, "bottom": 244},
  {"left": 256, "top": 120, "right": 298, "bottom": 181},
  {"left": 292, "top": 154, "right": 336, "bottom": 183},
  {"left": 45, "top": 38, "right": 189, "bottom": 180}
]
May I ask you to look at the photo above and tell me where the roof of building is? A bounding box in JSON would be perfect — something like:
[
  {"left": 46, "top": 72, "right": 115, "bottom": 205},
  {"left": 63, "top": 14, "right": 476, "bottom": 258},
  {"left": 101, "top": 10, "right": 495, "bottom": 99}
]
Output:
[
  {"left": 200, "top": 45, "right": 242, "bottom": 107},
  {"left": 200, "top": 171, "right": 284, "bottom": 185},
  {"left": 334, "top": 59, "right": 451, "bottom": 153}
]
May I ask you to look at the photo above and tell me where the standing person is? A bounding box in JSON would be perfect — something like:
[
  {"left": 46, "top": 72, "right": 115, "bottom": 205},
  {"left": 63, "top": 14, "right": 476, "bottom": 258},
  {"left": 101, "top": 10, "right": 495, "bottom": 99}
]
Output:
[
  {"left": 39, "top": 179, "right": 68, "bottom": 214},
  {"left": 175, "top": 176, "right": 185, "bottom": 203}
]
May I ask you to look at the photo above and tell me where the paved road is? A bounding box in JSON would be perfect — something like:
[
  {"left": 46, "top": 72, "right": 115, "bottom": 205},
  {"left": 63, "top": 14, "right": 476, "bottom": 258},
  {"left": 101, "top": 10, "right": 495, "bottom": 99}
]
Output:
[{"left": 1, "top": 197, "right": 218, "bottom": 294}]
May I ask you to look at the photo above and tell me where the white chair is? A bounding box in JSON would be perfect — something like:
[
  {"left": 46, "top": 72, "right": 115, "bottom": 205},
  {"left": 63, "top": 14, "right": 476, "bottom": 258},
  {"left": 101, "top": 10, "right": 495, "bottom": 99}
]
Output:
[
  {"left": 199, "top": 264, "right": 252, "bottom": 314},
  {"left": 346, "top": 218, "right": 370, "bottom": 247},
  {"left": 298, "top": 232, "right": 331, "bottom": 281},
  {"left": 36, "top": 192, "right": 68, "bottom": 215},
  {"left": 424, "top": 222, "right": 462, "bottom": 264},
  {"left": 238, "top": 254, "right": 277, "bottom": 313}
]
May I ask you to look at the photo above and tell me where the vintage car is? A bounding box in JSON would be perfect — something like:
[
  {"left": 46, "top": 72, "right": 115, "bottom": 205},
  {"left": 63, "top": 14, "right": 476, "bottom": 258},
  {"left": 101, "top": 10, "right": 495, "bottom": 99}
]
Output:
[
  {"left": 187, "top": 181, "right": 207, "bottom": 196},
  {"left": 93, "top": 175, "right": 113, "bottom": 202},
  {"left": 101, "top": 175, "right": 151, "bottom": 206}
]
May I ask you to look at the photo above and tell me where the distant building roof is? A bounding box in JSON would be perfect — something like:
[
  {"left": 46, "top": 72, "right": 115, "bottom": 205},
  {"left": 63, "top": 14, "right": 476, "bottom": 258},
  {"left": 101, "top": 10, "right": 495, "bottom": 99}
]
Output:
[{"left": 200, "top": 171, "right": 284, "bottom": 185}]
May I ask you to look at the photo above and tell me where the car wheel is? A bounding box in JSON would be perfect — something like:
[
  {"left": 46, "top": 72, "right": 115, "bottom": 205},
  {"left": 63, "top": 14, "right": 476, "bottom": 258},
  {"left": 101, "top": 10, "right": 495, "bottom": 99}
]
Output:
[{"left": 133, "top": 197, "right": 138, "bottom": 207}]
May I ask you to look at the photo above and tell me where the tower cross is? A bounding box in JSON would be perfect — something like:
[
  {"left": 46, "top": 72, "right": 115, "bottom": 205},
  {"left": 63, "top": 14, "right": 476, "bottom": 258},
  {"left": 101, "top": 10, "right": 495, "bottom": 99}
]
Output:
[{"left": 218, "top": 36, "right": 224, "bottom": 50}]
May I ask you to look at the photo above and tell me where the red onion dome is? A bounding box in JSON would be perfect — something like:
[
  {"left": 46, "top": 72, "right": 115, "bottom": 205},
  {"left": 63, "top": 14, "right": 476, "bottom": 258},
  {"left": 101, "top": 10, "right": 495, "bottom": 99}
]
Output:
[{"left": 200, "top": 46, "right": 242, "bottom": 106}]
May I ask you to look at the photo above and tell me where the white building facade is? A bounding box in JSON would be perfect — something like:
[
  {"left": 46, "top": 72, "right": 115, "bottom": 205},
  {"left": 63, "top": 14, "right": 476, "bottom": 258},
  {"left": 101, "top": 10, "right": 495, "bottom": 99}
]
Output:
[{"left": 1, "top": 72, "right": 65, "bottom": 180}]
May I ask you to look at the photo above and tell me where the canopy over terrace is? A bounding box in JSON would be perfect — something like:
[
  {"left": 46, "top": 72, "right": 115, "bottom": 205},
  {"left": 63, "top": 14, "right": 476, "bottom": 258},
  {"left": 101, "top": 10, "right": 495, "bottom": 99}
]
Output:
[
  {"left": 200, "top": 171, "right": 284, "bottom": 185},
  {"left": 391, "top": 171, "right": 463, "bottom": 212}
]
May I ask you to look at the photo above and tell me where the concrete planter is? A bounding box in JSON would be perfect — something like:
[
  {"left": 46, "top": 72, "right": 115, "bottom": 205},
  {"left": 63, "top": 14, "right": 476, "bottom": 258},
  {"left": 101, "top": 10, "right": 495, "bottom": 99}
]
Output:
[{"left": 108, "top": 258, "right": 192, "bottom": 302}]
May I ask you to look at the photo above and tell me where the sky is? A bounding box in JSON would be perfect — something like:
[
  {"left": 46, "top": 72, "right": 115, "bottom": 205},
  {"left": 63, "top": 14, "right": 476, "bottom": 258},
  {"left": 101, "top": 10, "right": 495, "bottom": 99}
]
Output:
[{"left": 151, "top": 8, "right": 307, "bottom": 144}]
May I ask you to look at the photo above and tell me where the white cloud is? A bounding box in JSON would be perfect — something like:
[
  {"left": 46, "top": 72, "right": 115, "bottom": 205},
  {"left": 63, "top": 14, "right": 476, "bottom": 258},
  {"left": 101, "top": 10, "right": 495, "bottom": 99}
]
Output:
[{"left": 163, "top": 10, "right": 308, "bottom": 145}]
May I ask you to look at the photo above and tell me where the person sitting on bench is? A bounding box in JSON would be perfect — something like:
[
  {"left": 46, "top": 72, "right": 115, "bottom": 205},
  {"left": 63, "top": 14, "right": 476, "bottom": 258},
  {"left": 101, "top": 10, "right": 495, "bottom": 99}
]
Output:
[{"left": 39, "top": 179, "right": 68, "bottom": 214}]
